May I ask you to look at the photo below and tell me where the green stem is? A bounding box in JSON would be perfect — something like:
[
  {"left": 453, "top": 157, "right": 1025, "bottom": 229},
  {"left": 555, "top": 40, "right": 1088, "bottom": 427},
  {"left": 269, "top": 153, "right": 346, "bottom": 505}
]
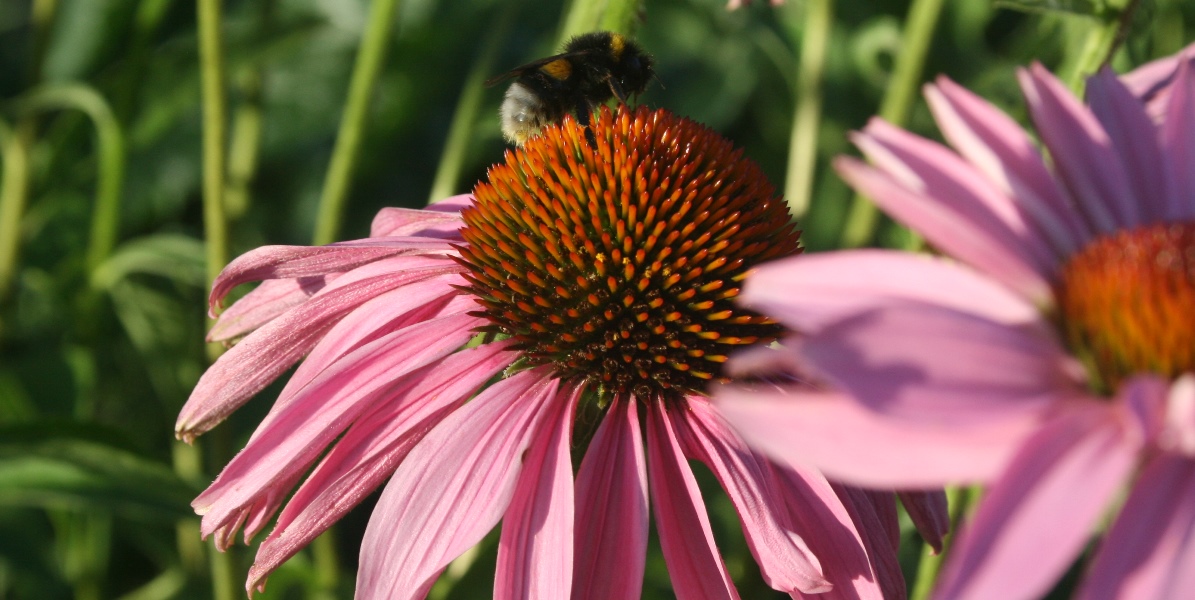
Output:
[
  {"left": 197, "top": 0, "right": 228, "bottom": 293},
  {"left": 1061, "top": 6, "right": 1132, "bottom": 94},
  {"left": 312, "top": 528, "right": 340, "bottom": 599},
  {"left": 783, "top": 0, "right": 833, "bottom": 219},
  {"left": 196, "top": 2, "right": 239, "bottom": 598},
  {"left": 0, "top": 120, "right": 32, "bottom": 309},
  {"left": 910, "top": 486, "right": 975, "bottom": 600},
  {"left": 840, "top": 0, "right": 944, "bottom": 247},
  {"left": 312, "top": 0, "right": 403, "bottom": 246},
  {"left": 427, "top": 9, "right": 514, "bottom": 203}
]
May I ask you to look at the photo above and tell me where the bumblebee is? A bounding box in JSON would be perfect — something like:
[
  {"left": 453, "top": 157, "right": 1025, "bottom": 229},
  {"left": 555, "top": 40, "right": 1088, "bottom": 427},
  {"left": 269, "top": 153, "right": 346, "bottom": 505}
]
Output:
[{"left": 487, "top": 31, "right": 655, "bottom": 145}]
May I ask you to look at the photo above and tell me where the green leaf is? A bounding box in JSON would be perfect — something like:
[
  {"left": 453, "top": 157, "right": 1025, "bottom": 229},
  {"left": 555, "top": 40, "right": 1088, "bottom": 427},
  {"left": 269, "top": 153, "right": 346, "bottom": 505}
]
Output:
[
  {"left": 993, "top": 0, "right": 1102, "bottom": 17},
  {"left": 90, "top": 233, "right": 206, "bottom": 290},
  {"left": 0, "top": 425, "right": 197, "bottom": 521}
]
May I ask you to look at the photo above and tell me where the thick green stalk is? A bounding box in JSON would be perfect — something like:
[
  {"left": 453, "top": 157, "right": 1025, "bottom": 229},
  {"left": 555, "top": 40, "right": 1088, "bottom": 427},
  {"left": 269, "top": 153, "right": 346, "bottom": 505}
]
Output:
[
  {"left": 198, "top": 0, "right": 228, "bottom": 292},
  {"left": 784, "top": 0, "right": 833, "bottom": 219},
  {"left": 312, "top": 0, "right": 403, "bottom": 246},
  {"left": 840, "top": 0, "right": 944, "bottom": 247},
  {"left": 196, "top": 1, "right": 238, "bottom": 598}
]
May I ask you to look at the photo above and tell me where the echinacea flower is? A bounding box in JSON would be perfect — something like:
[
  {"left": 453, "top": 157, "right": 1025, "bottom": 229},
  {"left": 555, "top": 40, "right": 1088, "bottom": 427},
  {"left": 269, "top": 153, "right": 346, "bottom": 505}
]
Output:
[
  {"left": 717, "top": 51, "right": 1195, "bottom": 599},
  {"left": 180, "top": 106, "right": 900, "bottom": 598}
]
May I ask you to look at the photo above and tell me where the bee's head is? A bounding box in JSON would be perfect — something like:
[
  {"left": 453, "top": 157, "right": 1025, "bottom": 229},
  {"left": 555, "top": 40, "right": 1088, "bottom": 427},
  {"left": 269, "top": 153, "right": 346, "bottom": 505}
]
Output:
[{"left": 618, "top": 46, "right": 655, "bottom": 96}]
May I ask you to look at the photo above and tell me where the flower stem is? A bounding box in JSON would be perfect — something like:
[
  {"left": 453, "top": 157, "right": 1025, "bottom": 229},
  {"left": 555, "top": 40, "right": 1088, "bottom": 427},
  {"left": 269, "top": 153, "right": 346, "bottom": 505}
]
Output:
[
  {"left": 312, "top": 0, "right": 403, "bottom": 246},
  {"left": 783, "top": 0, "right": 833, "bottom": 219},
  {"left": 196, "top": 2, "right": 240, "bottom": 598},
  {"left": 198, "top": 0, "right": 228, "bottom": 301},
  {"left": 1061, "top": 0, "right": 1139, "bottom": 94},
  {"left": 840, "top": 0, "right": 944, "bottom": 247},
  {"left": 910, "top": 485, "right": 975, "bottom": 600}
]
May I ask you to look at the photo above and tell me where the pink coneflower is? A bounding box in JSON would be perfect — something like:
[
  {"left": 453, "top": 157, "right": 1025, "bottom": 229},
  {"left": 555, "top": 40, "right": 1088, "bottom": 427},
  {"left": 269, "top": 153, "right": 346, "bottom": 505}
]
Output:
[
  {"left": 179, "top": 106, "right": 899, "bottom": 598},
  {"left": 717, "top": 52, "right": 1195, "bottom": 599}
]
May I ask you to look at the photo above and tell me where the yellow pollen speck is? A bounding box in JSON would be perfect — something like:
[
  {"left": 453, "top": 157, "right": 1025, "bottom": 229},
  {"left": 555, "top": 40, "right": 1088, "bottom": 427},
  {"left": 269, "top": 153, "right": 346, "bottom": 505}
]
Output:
[
  {"left": 540, "top": 59, "right": 573, "bottom": 81},
  {"left": 610, "top": 34, "right": 626, "bottom": 61}
]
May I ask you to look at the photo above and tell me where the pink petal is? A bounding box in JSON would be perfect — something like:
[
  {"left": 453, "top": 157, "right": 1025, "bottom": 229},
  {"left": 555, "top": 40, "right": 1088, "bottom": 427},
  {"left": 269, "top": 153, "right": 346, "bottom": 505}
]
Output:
[
  {"left": 646, "top": 398, "right": 740, "bottom": 600},
  {"left": 1019, "top": 64, "right": 1135, "bottom": 232},
  {"left": 264, "top": 278, "right": 465, "bottom": 423},
  {"left": 572, "top": 396, "right": 649, "bottom": 600},
  {"left": 1079, "top": 454, "right": 1195, "bottom": 600},
  {"left": 1160, "top": 57, "right": 1195, "bottom": 222},
  {"left": 767, "top": 462, "right": 888, "bottom": 599},
  {"left": 495, "top": 383, "right": 580, "bottom": 600},
  {"left": 1120, "top": 41, "right": 1195, "bottom": 121},
  {"left": 370, "top": 201, "right": 466, "bottom": 239},
  {"left": 1085, "top": 67, "right": 1178, "bottom": 225},
  {"left": 1162, "top": 375, "right": 1195, "bottom": 455},
  {"left": 740, "top": 250, "right": 1045, "bottom": 334},
  {"left": 246, "top": 342, "right": 516, "bottom": 591},
  {"left": 208, "top": 276, "right": 333, "bottom": 342},
  {"left": 178, "top": 260, "right": 463, "bottom": 439},
  {"left": 800, "top": 304, "right": 1082, "bottom": 425},
  {"left": 934, "top": 402, "right": 1142, "bottom": 600},
  {"left": 925, "top": 77, "right": 1086, "bottom": 257},
  {"left": 832, "top": 487, "right": 906, "bottom": 600},
  {"left": 897, "top": 491, "right": 949, "bottom": 554},
  {"left": 209, "top": 238, "right": 459, "bottom": 311},
  {"left": 355, "top": 368, "right": 561, "bottom": 600},
  {"left": 675, "top": 396, "right": 832, "bottom": 594},
  {"left": 834, "top": 154, "right": 1052, "bottom": 305},
  {"left": 714, "top": 389, "right": 1041, "bottom": 487},
  {"left": 193, "top": 311, "right": 482, "bottom": 535}
]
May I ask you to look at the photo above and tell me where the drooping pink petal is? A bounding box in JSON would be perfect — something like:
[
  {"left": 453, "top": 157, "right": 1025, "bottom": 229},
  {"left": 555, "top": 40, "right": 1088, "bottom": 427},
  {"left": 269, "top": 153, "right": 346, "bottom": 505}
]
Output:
[
  {"left": 178, "top": 260, "right": 464, "bottom": 439},
  {"left": 834, "top": 153, "right": 1052, "bottom": 305},
  {"left": 674, "top": 396, "right": 831, "bottom": 595},
  {"left": 739, "top": 250, "right": 1045, "bottom": 334},
  {"left": 714, "top": 389, "right": 1041, "bottom": 487},
  {"left": 246, "top": 342, "right": 517, "bottom": 591},
  {"left": 897, "top": 491, "right": 949, "bottom": 554},
  {"left": 1078, "top": 454, "right": 1195, "bottom": 600},
  {"left": 799, "top": 304, "right": 1082, "bottom": 425},
  {"left": 925, "top": 77, "right": 1086, "bottom": 257},
  {"left": 572, "top": 396, "right": 649, "bottom": 600},
  {"left": 1085, "top": 67, "right": 1178, "bottom": 225},
  {"left": 192, "top": 312, "right": 482, "bottom": 535},
  {"left": 933, "top": 402, "right": 1142, "bottom": 600},
  {"left": 646, "top": 398, "right": 740, "bottom": 600},
  {"left": 208, "top": 276, "right": 334, "bottom": 342},
  {"left": 1019, "top": 64, "right": 1136, "bottom": 232},
  {"left": 767, "top": 461, "right": 887, "bottom": 599},
  {"left": 1160, "top": 57, "right": 1195, "bottom": 222},
  {"left": 494, "top": 383, "right": 580, "bottom": 600},
  {"left": 356, "top": 368, "right": 561, "bottom": 600},
  {"left": 832, "top": 486, "right": 905, "bottom": 600},
  {"left": 208, "top": 238, "right": 459, "bottom": 311},
  {"left": 370, "top": 202, "right": 466, "bottom": 239},
  {"left": 1120, "top": 41, "right": 1195, "bottom": 121}
]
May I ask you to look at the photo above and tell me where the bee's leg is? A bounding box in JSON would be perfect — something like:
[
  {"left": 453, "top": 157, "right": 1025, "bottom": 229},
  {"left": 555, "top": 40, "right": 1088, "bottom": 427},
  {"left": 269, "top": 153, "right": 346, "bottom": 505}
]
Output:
[
  {"left": 575, "top": 101, "right": 598, "bottom": 149},
  {"left": 607, "top": 78, "right": 628, "bottom": 103}
]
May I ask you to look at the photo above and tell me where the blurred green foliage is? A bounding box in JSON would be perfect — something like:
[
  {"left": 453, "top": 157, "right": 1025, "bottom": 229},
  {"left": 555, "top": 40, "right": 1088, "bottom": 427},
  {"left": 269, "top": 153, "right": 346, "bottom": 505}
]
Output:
[{"left": 0, "top": 0, "right": 1190, "bottom": 598}]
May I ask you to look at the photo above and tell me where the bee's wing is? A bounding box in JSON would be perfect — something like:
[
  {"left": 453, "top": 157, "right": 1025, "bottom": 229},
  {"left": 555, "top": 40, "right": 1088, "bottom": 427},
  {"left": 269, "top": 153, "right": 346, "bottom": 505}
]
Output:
[{"left": 483, "top": 50, "right": 597, "bottom": 87}]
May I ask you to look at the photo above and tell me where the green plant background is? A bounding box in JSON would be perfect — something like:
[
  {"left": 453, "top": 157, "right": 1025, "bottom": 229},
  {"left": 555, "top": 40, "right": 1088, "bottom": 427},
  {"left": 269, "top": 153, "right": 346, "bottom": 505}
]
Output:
[{"left": 0, "top": 0, "right": 1190, "bottom": 598}]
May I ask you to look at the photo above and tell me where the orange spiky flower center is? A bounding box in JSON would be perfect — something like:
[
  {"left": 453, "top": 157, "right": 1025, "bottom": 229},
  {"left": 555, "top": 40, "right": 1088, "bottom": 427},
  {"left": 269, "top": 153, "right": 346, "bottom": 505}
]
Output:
[
  {"left": 1057, "top": 222, "right": 1195, "bottom": 393},
  {"left": 457, "top": 106, "right": 802, "bottom": 402}
]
